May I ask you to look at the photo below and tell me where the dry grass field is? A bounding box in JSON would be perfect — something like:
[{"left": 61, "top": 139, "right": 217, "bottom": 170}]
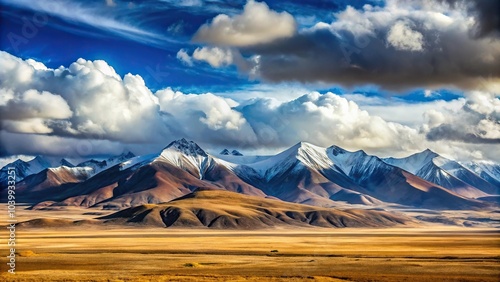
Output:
[
  {"left": 1, "top": 205, "right": 499, "bottom": 281},
  {"left": 1, "top": 227, "right": 499, "bottom": 281}
]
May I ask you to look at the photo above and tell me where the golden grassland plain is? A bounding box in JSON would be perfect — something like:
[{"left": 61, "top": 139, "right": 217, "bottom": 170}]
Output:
[{"left": 1, "top": 205, "right": 499, "bottom": 282}]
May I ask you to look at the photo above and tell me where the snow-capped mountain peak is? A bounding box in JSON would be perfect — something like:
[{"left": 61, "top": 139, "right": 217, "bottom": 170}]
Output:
[
  {"left": 244, "top": 142, "right": 336, "bottom": 181},
  {"left": 383, "top": 149, "right": 439, "bottom": 174},
  {"left": 463, "top": 161, "right": 500, "bottom": 187},
  {"left": 326, "top": 146, "right": 376, "bottom": 176},
  {"left": 294, "top": 142, "right": 334, "bottom": 169},
  {"left": 383, "top": 149, "right": 499, "bottom": 197},
  {"left": 0, "top": 155, "right": 61, "bottom": 182},
  {"left": 163, "top": 138, "right": 207, "bottom": 157},
  {"left": 158, "top": 139, "right": 210, "bottom": 179},
  {"left": 106, "top": 151, "right": 136, "bottom": 164},
  {"left": 328, "top": 145, "right": 349, "bottom": 156}
]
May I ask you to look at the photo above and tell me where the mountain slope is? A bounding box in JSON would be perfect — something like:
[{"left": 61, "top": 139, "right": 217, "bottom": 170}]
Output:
[
  {"left": 327, "top": 146, "right": 488, "bottom": 210},
  {"left": 13, "top": 166, "right": 93, "bottom": 202},
  {"left": 0, "top": 152, "right": 136, "bottom": 202},
  {"left": 233, "top": 142, "right": 384, "bottom": 207},
  {"left": 75, "top": 151, "right": 136, "bottom": 176},
  {"left": 384, "top": 150, "right": 498, "bottom": 197},
  {"left": 463, "top": 161, "right": 500, "bottom": 188},
  {"left": 100, "top": 189, "right": 412, "bottom": 229},
  {"left": 0, "top": 156, "right": 61, "bottom": 183},
  {"left": 32, "top": 139, "right": 266, "bottom": 209},
  {"left": 6, "top": 139, "right": 496, "bottom": 212}
]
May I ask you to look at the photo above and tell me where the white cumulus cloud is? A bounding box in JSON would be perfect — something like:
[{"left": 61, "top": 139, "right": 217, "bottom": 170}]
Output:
[
  {"left": 0, "top": 51, "right": 499, "bottom": 162},
  {"left": 193, "top": 0, "right": 297, "bottom": 46},
  {"left": 176, "top": 49, "right": 193, "bottom": 66},
  {"left": 192, "top": 47, "right": 234, "bottom": 68}
]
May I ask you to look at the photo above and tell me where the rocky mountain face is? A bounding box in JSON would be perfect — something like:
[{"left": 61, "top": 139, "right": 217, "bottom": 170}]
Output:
[{"left": 1, "top": 139, "right": 498, "bottom": 212}]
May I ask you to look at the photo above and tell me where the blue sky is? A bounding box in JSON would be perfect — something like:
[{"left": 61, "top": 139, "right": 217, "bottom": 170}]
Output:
[
  {"left": 0, "top": 0, "right": 385, "bottom": 93},
  {"left": 0, "top": 0, "right": 499, "bottom": 163}
]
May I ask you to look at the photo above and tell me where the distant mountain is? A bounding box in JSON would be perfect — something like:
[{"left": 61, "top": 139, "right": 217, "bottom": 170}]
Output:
[
  {"left": 31, "top": 139, "right": 264, "bottom": 209},
  {"left": 326, "top": 146, "right": 487, "bottom": 209},
  {"left": 0, "top": 156, "right": 74, "bottom": 183},
  {"left": 384, "top": 150, "right": 499, "bottom": 197},
  {"left": 228, "top": 142, "right": 487, "bottom": 210},
  {"left": 232, "top": 142, "right": 381, "bottom": 207},
  {"left": 0, "top": 152, "right": 136, "bottom": 201},
  {"left": 2, "top": 139, "right": 497, "bottom": 212},
  {"left": 220, "top": 149, "right": 243, "bottom": 156},
  {"left": 75, "top": 151, "right": 136, "bottom": 176},
  {"left": 0, "top": 152, "right": 136, "bottom": 185},
  {"left": 14, "top": 166, "right": 94, "bottom": 202},
  {"left": 463, "top": 161, "right": 500, "bottom": 188}
]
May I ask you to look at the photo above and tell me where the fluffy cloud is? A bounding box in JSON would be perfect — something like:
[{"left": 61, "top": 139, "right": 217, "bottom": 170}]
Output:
[
  {"left": 193, "top": 0, "right": 500, "bottom": 91},
  {"left": 423, "top": 91, "right": 500, "bottom": 144},
  {"left": 193, "top": 0, "right": 297, "bottom": 46},
  {"left": 0, "top": 89, "right": 72, "bottom": 120},
  {"left": 192, "top": 47, "right": 234, "bottom": 68},
  {"left": 156, "top": 88, "right": 258, "bottom": 146},
  {"left": 0, "top": 51, "right": 168, "bottom": 144},
  {"left": 176, "top": 49, "right": 193, "bottom": 66},
  {"left": 345, "top": 94, "right": 465, "bottom": 127},
  {"left": 0, "top": 51, "right": 498, "bottom": 162},
  {"left": 176, "top": 47, "right": 254, "bottom": 73},
  {"left": 0, "top": 131, "right": 127, "bottom": 158},
  {"left": 236, "top": 92, "right": 423, "bottom": 154},
  {"left": 387, "top": 21, "right": 424, "bottom": 51}
]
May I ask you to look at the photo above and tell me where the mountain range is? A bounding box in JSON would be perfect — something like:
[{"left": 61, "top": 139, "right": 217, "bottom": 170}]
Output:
[{"left": 1, "top": 139, "right": 498, "bottom": 214}]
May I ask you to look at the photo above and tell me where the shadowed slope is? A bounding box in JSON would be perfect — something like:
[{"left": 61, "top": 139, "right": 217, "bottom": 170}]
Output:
[{"left": 100, "top": 189, "right": 411, "bottom": 229}]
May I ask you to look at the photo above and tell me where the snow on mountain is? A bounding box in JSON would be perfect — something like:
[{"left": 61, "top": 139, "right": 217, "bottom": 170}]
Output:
[
  {"left": 384, "top": 149, "right": 438, "bottom": 174},
  {"left": 463, "top": 161, "right": 500, "bottom": 188},
  {"left": 75, "top": 151, "right": 136, "bottom": 176},
  {"left": 245, "top": 142, "right": 340, "bottom": 181},
  {"left": 384, "top": 150, "right": 497, "bottom": 197},
  {"left": 25, "top": 139, "right": 265, "bottom": 209},
  {"left": 0, "top": 151, "right": 136, "bottom": 189},
  {"left": 156, "top": 138, "right": 211, "bottom": 179},
  {"left": 229, "top": 142, "right": 383, "bottom": 207},
  {"left": 76, "top": 159, "right": 107, "bottom": 172},
  {"left": 0, "top": 156, "right": 74, "bottom": 183},
  {"left": 47, "top": 166, "right": 94, "bottom": 179},
  {"left": 119, "top": 154, "right": 159, "bottom": 171},
  {"left": 106, "top": 151, "right": 136, "bottom": 165},
  {"left": 327, "top": 146, "right": 382, "bottom": 180},
  {"left": 2, "top": 138, "right": 498, "bottom": 211},
  {"left": 11, "top": 165, "right": 96, "bottom": 203},
  {"left": 215, "top": 154, "right": 270, "bottom": 165},
  {"left": 326, "top": 146, "right": 491, "bottom": 209}
]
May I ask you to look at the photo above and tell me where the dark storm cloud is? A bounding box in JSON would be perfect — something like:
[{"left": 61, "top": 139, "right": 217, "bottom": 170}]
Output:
[
  {"left": 436, "top": 0, "right": 500, "bottom": 37},
  {"left": 195, "top": 0, "right": 500, "bottom": 90},
  {"left": 424, "top": 92, "right": 500, "bottom": 144},
  {"left": 243, "top": 3, "right": 500, "bottom": 90},
  {"left": 426, "top": 124, "right": 500, "bottom": 144},
  {"left": 246, "top": 23, "right": 499, "bottom": 90}
]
